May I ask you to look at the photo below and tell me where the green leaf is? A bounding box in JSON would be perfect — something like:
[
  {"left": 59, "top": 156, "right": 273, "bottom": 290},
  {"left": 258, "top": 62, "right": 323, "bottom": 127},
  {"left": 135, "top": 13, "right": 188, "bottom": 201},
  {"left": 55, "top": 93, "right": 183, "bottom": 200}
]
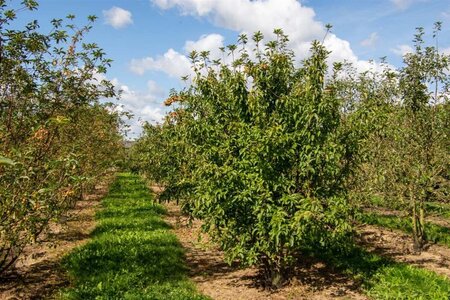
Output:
[{"left": 0, "top": 156, "right": 15, "bottom": 166}]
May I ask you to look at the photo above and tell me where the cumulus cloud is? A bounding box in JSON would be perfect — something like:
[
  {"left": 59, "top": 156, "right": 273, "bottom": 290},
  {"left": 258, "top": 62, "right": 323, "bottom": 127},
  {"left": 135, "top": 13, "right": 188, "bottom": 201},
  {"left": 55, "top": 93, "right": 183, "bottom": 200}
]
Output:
[
  {"left": 103, "top": 7, "right": 133, "bottom": 29},
  {"left": 119, "top": 81, "right": 165, "bottom": 117},
  {"left": 184, "top": 33, "right": 225, "bottom": 58},
  {"left": 361, "top": 32, "right": 379, "bottom": 47},
  {"left": 105, "top": 79, "right": 167, "bottom": 137},
  {"left": 130, "top": 33, "right": 228, "bottom": 78},
  {"left": 149, "top": 0, "right": 380, "bottom": 74},
  {"left": 153, "top": 0, "right": 321, "bottom": 42},
  {"left": 152, "top": 0, "right": 322, "bottom": 57},
  {"left": 130, "top": 48, "right": 192, "bottom": 78},
  {"left": 392, "top": 44, "right": 414, "bottom": 56}
]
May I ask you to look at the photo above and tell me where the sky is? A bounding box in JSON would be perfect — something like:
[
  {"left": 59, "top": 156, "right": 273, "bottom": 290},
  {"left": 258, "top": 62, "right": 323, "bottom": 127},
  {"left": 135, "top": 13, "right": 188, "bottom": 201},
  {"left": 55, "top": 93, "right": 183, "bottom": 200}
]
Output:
[{"left": 8, "top": 0, "right": 450, "bottom": 138}]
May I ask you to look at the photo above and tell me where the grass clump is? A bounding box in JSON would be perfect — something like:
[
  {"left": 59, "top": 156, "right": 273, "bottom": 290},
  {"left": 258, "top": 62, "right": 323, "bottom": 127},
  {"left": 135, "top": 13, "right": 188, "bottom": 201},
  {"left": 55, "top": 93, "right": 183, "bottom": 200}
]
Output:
[
  {"left": 319, "top": 246, "right": 450, "bottom": 299},
  {"left": 59, "top": 173, "right": 208, "bottom": 300},
  {"left": 367, "top": 264, "right": 450, "bottom": 300},
  {"left": 362, "top": 213, "right": 450, "bottom": 248},
  {"left": 426, "top": 202, "right": 450, "bottom": 219}
]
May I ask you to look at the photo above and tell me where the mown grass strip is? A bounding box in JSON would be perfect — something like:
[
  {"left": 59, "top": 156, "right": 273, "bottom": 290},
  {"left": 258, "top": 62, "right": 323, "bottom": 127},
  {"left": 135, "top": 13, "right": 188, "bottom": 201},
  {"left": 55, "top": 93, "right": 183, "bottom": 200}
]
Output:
[
  {"left": 362, "top": 213, "right": 450, "bottom": 248},
  {"left": 318, "top": 246, "right": 450, "bottom": 300},
  {"left": 59, "top": 173, "right": 209, "bottom": 300}
]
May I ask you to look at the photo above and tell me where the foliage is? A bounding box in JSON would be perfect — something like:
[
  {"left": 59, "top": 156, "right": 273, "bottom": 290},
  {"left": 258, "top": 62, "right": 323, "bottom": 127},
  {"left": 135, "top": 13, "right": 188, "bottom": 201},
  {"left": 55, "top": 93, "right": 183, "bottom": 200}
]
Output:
[
  {"left": 133, "top": 29, "right": 362, "bottom": 286},
  {"left": 346, "top": 24, "right": 449, "bottom": 250},
  {"left": 60, "top": 173, "right": 209, "bottom": 300},
  {"left": 0, "top": 1, "right": 124, "bottom": 274},
  {"left": 130, "top": 21, "right": 449, "bottom": 288},
  {"left": 318, "top": 246, "right": 450, "bottom": 300},
  {"left": 426, "top": 202, "right": 450, "bottom": 219},
  {"left": 129, "top": 121, "right": 193, "bottom": 204}
]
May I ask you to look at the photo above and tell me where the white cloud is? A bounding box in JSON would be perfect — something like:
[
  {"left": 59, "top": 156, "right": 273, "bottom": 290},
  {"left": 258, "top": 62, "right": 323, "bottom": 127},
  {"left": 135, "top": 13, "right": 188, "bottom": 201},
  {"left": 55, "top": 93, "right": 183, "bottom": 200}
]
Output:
[
  {"left": 390, "top": 0, "right": 429, "bottom": 10},
  {"left": 153, "top": 0, "right": 322, "bottom": 59},
  {"left": 153, "top": 0, "right": 215, "bottom": 15},
  {"left": 361, "top": 32, "right": 379, "bottom": 47},
  {"left": 184, "top": 33, "right": 224, "bottom": 58},
  {"left": 130, "top": 48, "right": 192, "bottom": 78},
  {"left": 150, "top": 0, "right": 379, "bottom": 72},
  {"left": 390, "top": 0, "right": 412, "bottom": 10},
  {"left": 147, "top": 80, "right": 165, "bottom": 97},
  {"left": 130, "top": 33, "right": 227, "bottom": 78},
  {"left": 153, "top": 0, "right": 322, "bottom": 43},
  {"left": 392, "top": 44, "right": 414, "bottom": 56},
  {"left": 112, "top": 79, "right": 167, "bottom": 137},
  {"left": 103, "top": 7, "right": 133, "bottom": 29},
  {"left": 119, "top": 81, "right": 163, "bottom": 111},
  {"left": 91, "top": 73, "right": 166, "bottom": 137}
]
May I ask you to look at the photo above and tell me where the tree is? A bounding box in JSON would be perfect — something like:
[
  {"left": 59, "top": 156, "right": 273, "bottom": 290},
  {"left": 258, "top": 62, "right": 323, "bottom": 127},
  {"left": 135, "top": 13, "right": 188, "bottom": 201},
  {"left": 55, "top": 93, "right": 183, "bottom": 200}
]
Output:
[
  {"left": 0, "top": 0, "right": 123, "bottom": 273},
  {"left": 351, "top": 25, "right": 450, "bottom": 250},
  {"left": 134, "top": 29, "right": 361, "bottom": 286}
]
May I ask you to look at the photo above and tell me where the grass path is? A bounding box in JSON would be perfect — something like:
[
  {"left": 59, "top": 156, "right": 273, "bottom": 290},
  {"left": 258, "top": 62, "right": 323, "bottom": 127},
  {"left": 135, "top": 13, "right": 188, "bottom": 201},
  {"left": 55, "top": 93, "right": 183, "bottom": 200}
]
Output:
[
  {"left": 59, "top": 173, "right": 208, "bottom": 299},
  {"left": 58, "top": 172, "right": 450, "bottom": 299}
]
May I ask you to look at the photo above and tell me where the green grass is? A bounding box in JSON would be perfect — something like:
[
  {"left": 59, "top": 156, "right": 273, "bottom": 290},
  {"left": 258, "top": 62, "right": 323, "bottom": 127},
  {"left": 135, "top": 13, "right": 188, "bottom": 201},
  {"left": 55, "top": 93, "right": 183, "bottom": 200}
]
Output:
[
  {"left": 362, "top": 213, "right": 450, "bottom": 248},
  {"left": 58, "top": 174, "right": 450, "bottom": 299},
  {"left": 426, "top": 202, "right": 450, "bottom": 219},
  {"left": 59, "top": 173, "right": 209, "bottom": 300},
  {"left": 318, "top": 246, "right": 450, "bottom": 300}
]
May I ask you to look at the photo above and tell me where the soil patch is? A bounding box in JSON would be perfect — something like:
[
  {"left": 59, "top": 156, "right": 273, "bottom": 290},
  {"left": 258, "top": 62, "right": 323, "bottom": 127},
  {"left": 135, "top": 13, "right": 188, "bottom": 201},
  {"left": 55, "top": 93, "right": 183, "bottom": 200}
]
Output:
[
  {"left": 0, "top": 175, "right": 114, "bottom": 300},
  {"left": 163, "top": 201, "right": 367, "bottom": 300},
  {"left": 358, "top": 224, "right": 450, "bottom": 278}
]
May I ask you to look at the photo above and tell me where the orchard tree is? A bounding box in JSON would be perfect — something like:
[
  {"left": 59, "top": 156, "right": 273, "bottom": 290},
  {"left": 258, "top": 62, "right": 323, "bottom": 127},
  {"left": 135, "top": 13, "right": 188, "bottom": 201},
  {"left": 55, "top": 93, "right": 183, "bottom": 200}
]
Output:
[
  {"left": 350, "top": 24, "right": 450, "bottom": 250},
  {"left": 136, "top": 29, "right": 361, "bottom": 286},
  {"left": 0, "top": 0, "right": 123, "bottom": 273},
  {"left": 393, "top": 25, "right": 449, "bottom": 249}
]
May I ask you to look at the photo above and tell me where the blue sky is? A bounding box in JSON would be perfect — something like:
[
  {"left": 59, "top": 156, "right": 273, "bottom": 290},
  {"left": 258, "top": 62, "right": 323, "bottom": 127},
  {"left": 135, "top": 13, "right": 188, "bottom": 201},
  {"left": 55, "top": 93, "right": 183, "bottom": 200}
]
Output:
[{"left": 10, "top": 0, "right": 450, "bottom": 137}]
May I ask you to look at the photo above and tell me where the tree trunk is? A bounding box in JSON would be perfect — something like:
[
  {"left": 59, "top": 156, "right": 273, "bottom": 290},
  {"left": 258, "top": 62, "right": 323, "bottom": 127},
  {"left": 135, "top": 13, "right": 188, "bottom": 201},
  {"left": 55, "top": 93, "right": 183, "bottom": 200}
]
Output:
[
  {"left": 261, "top": 256, "right": 286, "bottom": 289},
  {"left": 411, "top": 187, "right": 425, "bottom": 251}
]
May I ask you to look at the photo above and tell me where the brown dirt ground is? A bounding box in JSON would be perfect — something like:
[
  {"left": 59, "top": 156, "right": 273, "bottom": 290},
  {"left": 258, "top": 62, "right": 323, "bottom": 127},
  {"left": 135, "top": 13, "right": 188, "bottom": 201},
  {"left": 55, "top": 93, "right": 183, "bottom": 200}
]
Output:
[
  {"left": 2, "top": 180, "right": 447, "bottom": 300},
  {"left": 162, "top": 201, "right": 367, "bottom": 300},
  {"left": 157, "top": 186, "right": 450, "bottom": 299},
  {"left": 357, "top": 224, "right": 450, "bottom": 278},
  {"left": 0, "top": 175, "right": 114, "bottom": 300}
]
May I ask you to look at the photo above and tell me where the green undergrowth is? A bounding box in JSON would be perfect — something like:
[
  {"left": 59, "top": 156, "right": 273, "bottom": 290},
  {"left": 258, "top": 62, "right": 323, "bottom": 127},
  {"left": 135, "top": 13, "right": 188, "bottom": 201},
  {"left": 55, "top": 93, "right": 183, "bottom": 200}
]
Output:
[
  {"left": 317, "top": 246, "right": 450, "bottom": 299},
  {"left": 426, "top": 202, "right": 450, "bottom": 219},
  {"left": 362, "top": 213, "right": 450, "bottom": 248},
  {"left": 59, "top": 173, "right": 208, "bottom": 300}
]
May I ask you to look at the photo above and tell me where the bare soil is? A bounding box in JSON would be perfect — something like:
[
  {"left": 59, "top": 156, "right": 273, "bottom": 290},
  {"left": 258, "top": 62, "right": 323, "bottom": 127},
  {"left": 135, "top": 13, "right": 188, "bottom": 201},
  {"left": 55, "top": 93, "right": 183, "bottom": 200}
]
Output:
[
  {"left": 0, "top": 175, "right": 114, "bottom": 300},
  {"left": 163, "top": 201, "right": 367, "bottom": 300},
  {"left": 357, "top": 224, "right": 450, "bottom": 278},
  {"left": 3, "top": 180, "right": 447, "bottom": 300}
]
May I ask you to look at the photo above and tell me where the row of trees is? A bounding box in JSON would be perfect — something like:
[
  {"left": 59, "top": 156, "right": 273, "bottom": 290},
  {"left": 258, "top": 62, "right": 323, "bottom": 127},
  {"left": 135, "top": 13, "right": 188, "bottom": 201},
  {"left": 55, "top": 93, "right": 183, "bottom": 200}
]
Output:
[
  {"left": 0, "top": 1, "right": 124, "bottom": 273},
  {"left": 354, "top": 25, "right": 449, "bottom": 250},
  {"left": 131, "top": 25, "right": 449, "bottom": 286}
]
